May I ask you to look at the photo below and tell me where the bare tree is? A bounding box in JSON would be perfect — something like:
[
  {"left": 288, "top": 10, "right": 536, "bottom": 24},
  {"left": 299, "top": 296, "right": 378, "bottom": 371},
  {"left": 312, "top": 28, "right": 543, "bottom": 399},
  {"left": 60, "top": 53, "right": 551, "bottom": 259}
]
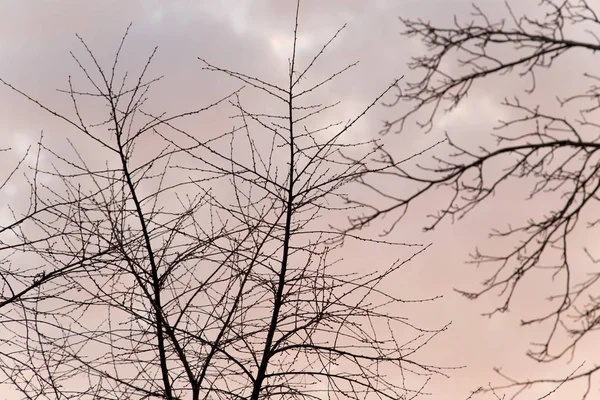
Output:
[
  {"left": 353, "top": 0, "right": 600, "bottom": 398},
  {"left": 0, "top": 4, "right": 449, "bottom": 400}
]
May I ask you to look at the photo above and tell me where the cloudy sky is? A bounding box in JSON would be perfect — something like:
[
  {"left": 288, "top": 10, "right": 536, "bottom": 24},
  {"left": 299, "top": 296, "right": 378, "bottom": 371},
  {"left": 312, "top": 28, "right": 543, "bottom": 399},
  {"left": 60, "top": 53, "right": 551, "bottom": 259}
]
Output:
[{"left": 0, "top": 1, "right": 592, "bottom": 399}]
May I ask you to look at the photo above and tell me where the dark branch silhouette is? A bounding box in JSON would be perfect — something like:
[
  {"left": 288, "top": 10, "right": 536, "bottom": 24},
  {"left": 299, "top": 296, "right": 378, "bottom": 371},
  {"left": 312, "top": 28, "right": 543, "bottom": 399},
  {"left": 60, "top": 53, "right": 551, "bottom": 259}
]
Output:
[{"left": 352, "top": 0, "right": 600, "bottom": 398}]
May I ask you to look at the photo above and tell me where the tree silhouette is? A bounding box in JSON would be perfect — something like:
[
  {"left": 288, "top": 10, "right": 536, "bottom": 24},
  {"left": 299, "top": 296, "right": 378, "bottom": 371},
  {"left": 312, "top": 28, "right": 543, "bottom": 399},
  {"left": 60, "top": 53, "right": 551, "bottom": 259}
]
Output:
[
  {"left": 354, "top": 0, "right": 600, "bottom": 398},
  {"left": 0, "top": 3, "right": 448, "bottom": 399}
]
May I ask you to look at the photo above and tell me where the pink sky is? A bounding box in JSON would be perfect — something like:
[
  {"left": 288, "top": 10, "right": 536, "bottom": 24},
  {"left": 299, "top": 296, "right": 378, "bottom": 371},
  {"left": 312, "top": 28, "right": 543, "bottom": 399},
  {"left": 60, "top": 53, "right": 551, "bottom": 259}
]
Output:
[{"left": 0, "top": 1, "right": 594, "bottom": 399}]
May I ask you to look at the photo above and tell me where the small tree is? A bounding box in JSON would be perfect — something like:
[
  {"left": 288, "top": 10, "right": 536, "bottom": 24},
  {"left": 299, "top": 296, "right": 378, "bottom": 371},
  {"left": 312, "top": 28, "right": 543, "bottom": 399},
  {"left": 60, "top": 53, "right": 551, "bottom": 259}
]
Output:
[
  {"left": 0, "top": 3, "right": 448, "bottom": 399},
  {"left": 354, "top": 0, "right": 600, "bottom": 398}
]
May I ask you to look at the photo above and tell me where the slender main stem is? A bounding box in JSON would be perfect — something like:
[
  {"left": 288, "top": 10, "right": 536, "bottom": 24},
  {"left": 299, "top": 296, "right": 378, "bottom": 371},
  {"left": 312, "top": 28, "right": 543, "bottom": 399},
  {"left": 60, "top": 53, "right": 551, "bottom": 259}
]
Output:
[{"left": 250, "top": 5, "right": 300, "bottom": 399}]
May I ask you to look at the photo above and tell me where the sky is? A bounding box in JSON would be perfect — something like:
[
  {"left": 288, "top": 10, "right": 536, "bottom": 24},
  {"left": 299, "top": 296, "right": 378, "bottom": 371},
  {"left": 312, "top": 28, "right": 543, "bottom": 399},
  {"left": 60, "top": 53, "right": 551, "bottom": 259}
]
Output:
[{"left": 0, "top": 1, "right": 594, "bottom": 399}]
